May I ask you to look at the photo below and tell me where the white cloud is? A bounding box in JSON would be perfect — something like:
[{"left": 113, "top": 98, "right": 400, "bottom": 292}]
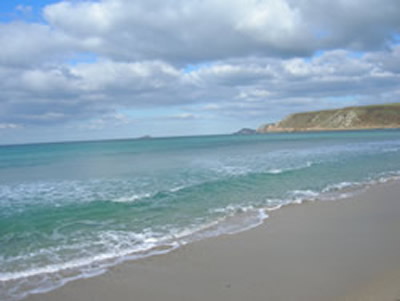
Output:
[
  {"left": 0, "top": 0, "right": 399, "bottom": 142},
  {"left": 0, "top": 123, "right": 20, "bottom": 129},
  {"left": 170, "top": 113, "right": 196, "bottom": 120},
  {"left": 70, "top": 60, "right": 180, "bottom": 92},
  {"left": 0, "top": 0, "right": 398, "bottom": 69},
  {"left": 15, "top": 5, "right": 33, "bottom": 15},
  {"left": 38, "top": 0, "right": 400, "bottom": 63},
  {"left": 0, "top": 22, "right": 76, "bottom": 67},
  {"left": 1, "top": 46, "right": 400, "bottom": 127}
]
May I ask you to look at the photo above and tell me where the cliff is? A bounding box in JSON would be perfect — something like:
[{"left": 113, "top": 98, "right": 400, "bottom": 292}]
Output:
[{"left": 257, "top": 103, "right": 400, "bottom": 133}]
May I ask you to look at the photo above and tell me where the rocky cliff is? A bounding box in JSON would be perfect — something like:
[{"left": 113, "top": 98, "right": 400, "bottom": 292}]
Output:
[{"left": 257, "top": 103, "right": 400, "bottom": 133}]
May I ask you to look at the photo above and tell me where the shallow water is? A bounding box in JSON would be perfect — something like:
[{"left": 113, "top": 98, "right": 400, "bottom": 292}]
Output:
[{"left": 1, "top": 130, "right": 400, "bottom": 300}]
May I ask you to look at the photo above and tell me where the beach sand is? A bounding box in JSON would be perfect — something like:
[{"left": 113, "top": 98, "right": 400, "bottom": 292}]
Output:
[{"left": 25, "top": 181, "right": 400, "bottom": 301}]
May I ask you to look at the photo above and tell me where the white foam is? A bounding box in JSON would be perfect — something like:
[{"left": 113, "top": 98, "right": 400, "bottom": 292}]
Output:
[
  {"left": 210, "top": 204, "right": 256, "bottom": 215},
  {"left": 0, "top": 205, "right": 271, "bottom": 286},
  {"left": 1, "top": 242, "right": 181, "bottom": 301},
  {"left": 223, "top": 209, "right": 269, "bottom": 235},
  {"left": 266, "top": 204, "right": 284, "bottom": 212},
  {"left": 4, "top": 170, "right": 400, "bottom": 301},
  {"left": 322, "top": 181, "right": 358, "bottom": 193},
  {"left": 290, "top": 189, "right": 319, "bottom": 200},
  {"left": 193, "top": 208, "right": 269, "bottom": 238},
  {"left": 0, "top": 245, "right": 145, "bottom": 282},
  {"left": 265, "top": 161, "right": 314, "bottom": 176},
  {"left": 111, "top": 193, "right": 151, "bottom": 203},
  {"left": 169, "top": 186, "right": 185, "bottom": 192}
]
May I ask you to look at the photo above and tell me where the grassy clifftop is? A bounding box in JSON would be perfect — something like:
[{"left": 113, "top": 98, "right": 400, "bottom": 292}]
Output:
[{"left": 257, "top": 103, "right": 400, "bottom": 133}]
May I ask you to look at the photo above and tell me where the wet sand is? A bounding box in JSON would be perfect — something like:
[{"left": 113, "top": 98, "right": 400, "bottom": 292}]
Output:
[{"left": 25, "top": 181, "right": 400, "bottom": 301}]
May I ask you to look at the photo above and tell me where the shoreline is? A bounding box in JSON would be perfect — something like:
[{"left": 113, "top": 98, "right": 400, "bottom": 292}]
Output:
[
  {"left": 258, "top": 125, "right": 400, "bottom": 134},
  {"left": 23, "top": 179, "right": 400, "bottom": 301}
]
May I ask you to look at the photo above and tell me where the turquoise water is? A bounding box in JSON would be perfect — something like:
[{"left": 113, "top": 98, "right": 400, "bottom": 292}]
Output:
[{"left": 1, "top": 130, "right": 400, "bottom": 300}]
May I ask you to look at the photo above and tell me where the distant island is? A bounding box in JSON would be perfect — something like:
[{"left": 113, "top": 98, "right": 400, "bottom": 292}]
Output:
[
  {"left": 137, "top": 135, "right": 152, "bottom": 140},
  {"left": 257, "top": 103, "right": 400, "bottom": 133},
  {"left": 233, "top": 128, "right": 257, "bottom": 135}
]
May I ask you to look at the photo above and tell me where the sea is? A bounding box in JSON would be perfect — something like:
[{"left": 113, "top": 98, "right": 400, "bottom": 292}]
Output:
[{"left": 1, "top": 130, "right": 400, "bottom": 300}]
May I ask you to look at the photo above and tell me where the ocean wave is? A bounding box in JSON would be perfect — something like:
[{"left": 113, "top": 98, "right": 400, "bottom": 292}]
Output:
[
  {"left": 265, "top": 161, "right": 314, "bottom": 175},
  {"left": 0, "top": 230, "right": 161, "bottom": 281},
  {"left": 169, "top": 185, "right": 186, "bottom": 192},
  {"left": 290, "top": 189, "right": 320, "bottom": 200},
  {"left": 111, "top": 193, "right": 152, "bottom": 203},
  {"left": 2, "top": 170, "right": 400, "bottom": 301},
  {"left": 0, "top": 177, "right": 193, "bottom": 210},
  {"left": 0, "top": 203, "right": 270, "bottom": 301},
  {"left": 210, "top": 160, "right": 316, "bottom": 178}
]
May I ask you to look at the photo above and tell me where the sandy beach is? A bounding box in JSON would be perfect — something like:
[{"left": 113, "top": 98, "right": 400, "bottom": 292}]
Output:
[{"left": 24, "top": 180, "right": 400, "bottom": 301}]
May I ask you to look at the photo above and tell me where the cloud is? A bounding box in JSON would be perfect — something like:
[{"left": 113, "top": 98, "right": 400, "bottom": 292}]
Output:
[
  {"left": 2, "top": 46, "right": 399, "bottom": 128},
  {"left": 80, "top": 112, "right": 133, "bottom": 130},
  {"left": 39, "top": 0, "right": 400, "bottom": 63},
  {"left": 15, "top": 5, "right": 33, "bottom": 15},
  {"left": 0, "top": 1, "right": 398, "bottom": 68},
  {"left": 0, "top": 0, "right": 399, "bottom": 142},
  {"left": 0, "top": 22, "right": 77, "bottom": 67},
  {"left": 0, "top": 60, "right": 185, "bottom": 127},
  {"left": 0, "top": 123, "right": 20, "bottom": 129},
  {"left": 2, "top": 0, "right": 400, "bottom": 66},
  {"left": 168, "top": 113, "right": 197, "bottom": 120}
]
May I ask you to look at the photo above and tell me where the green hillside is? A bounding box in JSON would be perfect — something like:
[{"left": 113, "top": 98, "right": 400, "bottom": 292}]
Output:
[{"left": 257, "top": 103, "right": 400, "bottom": 133}]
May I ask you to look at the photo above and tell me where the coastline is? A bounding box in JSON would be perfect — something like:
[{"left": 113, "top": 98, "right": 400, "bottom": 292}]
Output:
[
  {"left": 23, "top": 179, "right": 400, "bottom": 301},
  {"left": 257, "top": 125, "right": 400, "bottom": 133}
]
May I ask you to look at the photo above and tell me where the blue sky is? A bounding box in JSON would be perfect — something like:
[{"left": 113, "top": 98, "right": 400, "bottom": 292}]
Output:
[
  {"left": 0, "top": 0, "right": 399, "bottom": 144},
  {"left": 0, "top": 0, "right": 57, "bottom": 22}
]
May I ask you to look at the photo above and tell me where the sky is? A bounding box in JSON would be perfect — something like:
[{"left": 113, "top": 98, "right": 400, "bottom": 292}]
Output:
[{"left": 0, "top": 0, "right": 400, "bottom": 144}]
